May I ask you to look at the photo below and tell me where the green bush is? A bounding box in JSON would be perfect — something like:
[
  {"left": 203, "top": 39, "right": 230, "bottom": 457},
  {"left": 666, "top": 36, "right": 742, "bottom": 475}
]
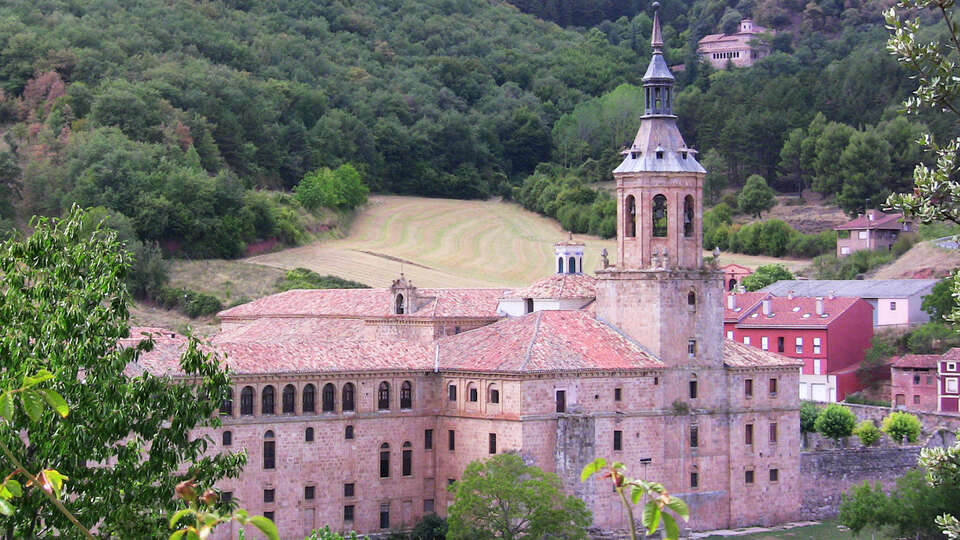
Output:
[
  {"left": 153, "top": 286, "right": 223, "bottom": 318},
  {"left": 844, "top": 393, "right": 891, "bottom": 407},
  {"left": 815, "top": 403, "right": 857, "bottom": 442},
  {"left": 800, "top": 401, "right": 821, "bottom": 433},
  {"left": 882, "top": 411, "right": 922, "bottom": 444},
  {"left": 410, "top": 513, "right": 447, "bottom": 540},
  {"left": 891, "top": 232, "right": 919, "bottom": 257},
  {"left": 810, "top": 250, "right": 894, "bottom": 280},
  {"left": 853, "top": 420, "right": 882, "bottom": 446},
  {"left": 277, "top": 268, "right": 370, "bottom": 291},
  {"left": 906, "top": 321, "right": 960, "bottom": 354},
  {"left": 295, "top": 164, "right": 369, "bottom": 211},
  {"left": 741, "top": 264, "right": 793, "bottom": 291}
]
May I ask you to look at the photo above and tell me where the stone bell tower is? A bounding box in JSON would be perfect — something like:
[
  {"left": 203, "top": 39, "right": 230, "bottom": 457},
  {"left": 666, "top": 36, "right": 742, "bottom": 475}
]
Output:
[{"left": 595, "top": 3, "right": 724, "bottom": 367}]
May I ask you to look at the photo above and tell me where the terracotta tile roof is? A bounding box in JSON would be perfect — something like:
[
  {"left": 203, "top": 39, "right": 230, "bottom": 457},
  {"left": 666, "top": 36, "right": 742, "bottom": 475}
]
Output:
[
  {"left": 503, "top": 274, "right": 597, "bottom": 300},
  {"left": 721, "top": 264, "right": 752, "bottom": 273},
  {"left": 437, "top": 311, "right": 662, "bottom": 373},
  {"left": 213, "top": 318, "right": 367, "bottom": 343},
  {"left": 891, "top": 354, "right": 940, "bottom": 369},
  {"left": 941, "top": 348, "right": 960, "bottom": 362},
  {"left": 724, "top": 292, "right": 770, "bottom": 322},
  {"left": 723, "top": 340, "right": 802, "bottom": 368},
  {"left": 834, "top": 210, "right": 908, "bottom": 231},
  {"left": 733, "top": 296, "right": 864, "bottom": 328},
  {"left": 217, "top": 288, "right": 507, "bottom": 320}
]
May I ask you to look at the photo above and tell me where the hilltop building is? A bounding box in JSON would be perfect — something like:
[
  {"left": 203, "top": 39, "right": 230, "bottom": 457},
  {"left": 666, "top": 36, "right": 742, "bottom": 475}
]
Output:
[
  {"left": 724, "top": 292, "right": 873, "bottom": 402},
  {"left": 721, "top": 263, "right": 753, "bottom": 291},
  {"left": 698, "top": 19, "right": 771, "bottom": 69},
  {"left": 835, "top": 209, "right": 913, "bottom": 257},
  {"left": 132, "top": 9, "right": 802, "bottom": 539}
]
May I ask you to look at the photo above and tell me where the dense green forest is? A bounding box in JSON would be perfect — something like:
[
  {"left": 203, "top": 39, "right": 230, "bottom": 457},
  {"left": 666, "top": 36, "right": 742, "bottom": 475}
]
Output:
[{"left": 0, "top": 0, "right": 951, "bottom": 254}]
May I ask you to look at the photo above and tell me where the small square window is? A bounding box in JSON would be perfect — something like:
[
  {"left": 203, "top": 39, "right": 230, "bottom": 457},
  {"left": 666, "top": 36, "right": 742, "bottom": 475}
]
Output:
[
  {"left": 613, "top": 430, "right": 622, "bottom": 451},
  {"left": 948, "top": 362, "right": 958, "bottom": 372},
  {"left": 914, "top": 394, "right": 921, "bottom": 404},
  {"left": 447, "top": 478, "right": 456, "bottom": 486},
  {"left": 222, "top": 491, "right": 233, "bottom": 504},
  {"left": 690, "top": 472, "right": 699, "bottom": 488},
  {"left": 344, "top": 483, "right": 355, "bottom": 497},
  {"left": 344, "top": 505, "right": 354, "bottom": 522},
  {"left": 424, "top": 499, "right": 435, "bottom": 513},
  {"left": 743, "top": 336, "right": 751, "bottom": 346},
  {"left": 727, "top": 330, "right": 734, "bottom": 340},
  {"left": 264, "top": 511, "right": 275, "bottom": 522},
  {"left": 914, "top": 375, "right": 921, "bottom": 385},
  {"left": 614, "top": 388, "right": 622, "bottom": 401},
  {"left": 795, "top": 337, "right": 803, "bottom": 354},
  {"left": 769, "top": 468, "right": 779, "bottom": 482},
  {"left": 345, "top": 425, "right": 354, "bottom": 440},
  {"left": 745, "top": 470, "right": 754, "bottom": 484},
  {"left": 263, "top": 489, "right": 275, "bottom": 503},
  {"left": 305, "top": 486, "right": 315, "bottom": 500}
]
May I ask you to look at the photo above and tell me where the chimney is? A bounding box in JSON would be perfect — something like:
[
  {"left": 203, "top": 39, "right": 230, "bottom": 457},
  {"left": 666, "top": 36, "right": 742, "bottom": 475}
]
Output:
[
  {"left": 727, "top": 294, "right": 736, "bottom": 310},
  {"left": 828, "top": 290, "right": 836, "bottom": 300},
  {"left": 816, "top": 297, "right": 824, "bottom": 316},
  {"left": 787, "top": 290, "right": 794, "bottom": 300},
  {"left": 762, "top": 299, "right": 772, "bottom": 316}
]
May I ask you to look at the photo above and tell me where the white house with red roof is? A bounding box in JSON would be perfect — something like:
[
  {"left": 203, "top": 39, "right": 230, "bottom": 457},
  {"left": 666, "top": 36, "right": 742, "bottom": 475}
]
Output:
[
  {"left": 835, "top": 209, "right": 913, "bottom": 257},
  {"left": 130, "top": 11, "right": 804, "bottom": 537}
]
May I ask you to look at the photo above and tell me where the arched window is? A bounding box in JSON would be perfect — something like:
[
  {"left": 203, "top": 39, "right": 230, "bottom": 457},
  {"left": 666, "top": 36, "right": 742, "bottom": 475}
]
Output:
[
  {"left": 684, "top": 195, "right": 694, "bottom": 238},
  {"left": 395, "top": 294, "right": 405, "bottom": 315},
  {"left": 400, "top": 381, "right": 412, "bottom": 409},
  {"left": 222, "top": 430, "right": 232, "bottom": 446},
  {"left": 378, "top": 382, "right": 391, "bottom": 410},
  {"left": 240, "top": 386, "right": 254, "bottom": 416},
  {"left": 220, "top": 387, "right": 233, "bottom": 416},
  {"left": 379, "top": 443, "right": 390, "bottom": 478},
  {"left": 302, "top": 384, "right": 316, "bottom": 413},
  {"left": 402, "top": 441, "right": 412, "bottom": 476},
  {"left": 263, "top": 430, "right": 276, "bottom": 469},
  {"left": 652, "top": 194, "right": 668, "bottom": 237},
  {"left": 345, "top": 425, "right": 354, "bottom": 439},
  {"left": 488, "top": 384, "right": 500, "bottom": 404},
  {"left": 261, "top": 386, "right": 275, "bottom": 415},
  {"left": 626, "top": 195, "right": 637, "bottom": 237},
  {"left": 342, "top": 383, "right": 356, "bottom": 412},
  {"left": 558, "top": 258, "right": 564, "bottom": 273},
  {"left": 323, "top": 383, "right": 336, "bottom": 412},
  {"left": 688, "top": 291, "right": 697, "bottom": 309},
  {"left": 282, "top": 384, "right": 296, "bottom": 414},
  {"left": 729, "top": 279, "right": 737, "bottom": 291},
  {"left": 568, "top": 256, "right": 576, "bottom": 274},
  {"left": 305, "top": 427, "right": 314, "bottom": 442}
]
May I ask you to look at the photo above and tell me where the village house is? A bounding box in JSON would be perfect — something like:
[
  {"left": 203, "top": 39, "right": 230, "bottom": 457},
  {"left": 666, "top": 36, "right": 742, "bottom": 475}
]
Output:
[
  {"left": 724, "top": 292, "right": 873, "bottom": 402},
  {"left": 890, "top": 353, "right": 940, "bottom": 411},
  {"left": 131, "top": 12, "right": 803, "bottom": 539},
  {"left": 939, "top": 349, "right": 960, "bottom": 413},
  {"left": 721, "top": 263, "right": 753, "bottom": 292},
  {"left": 698, "top": 19, "right": 771, "bottom": 69},
  {"left": 760, "top": 279, "right": 937, "bottom": 328},
  {"left": 834, "top": 209, "right": 913, "bottom": 257}
]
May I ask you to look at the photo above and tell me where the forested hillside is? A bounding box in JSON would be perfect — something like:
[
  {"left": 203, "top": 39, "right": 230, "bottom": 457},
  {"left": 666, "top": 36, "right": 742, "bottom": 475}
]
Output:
[{"left": 0, "top": 0, "right": 951, "bottom": 255}]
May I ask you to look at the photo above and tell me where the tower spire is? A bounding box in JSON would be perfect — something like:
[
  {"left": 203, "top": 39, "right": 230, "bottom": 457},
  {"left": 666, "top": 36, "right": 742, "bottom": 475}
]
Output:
[{"left": 651, "top": 1, "right": 663, "bottom": 52}]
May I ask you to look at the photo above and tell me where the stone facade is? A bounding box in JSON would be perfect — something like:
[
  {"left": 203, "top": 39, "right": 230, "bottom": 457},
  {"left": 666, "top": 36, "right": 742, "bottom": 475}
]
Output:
[{"left": 698, "top": 20, "right": 771, "bottom": 70}]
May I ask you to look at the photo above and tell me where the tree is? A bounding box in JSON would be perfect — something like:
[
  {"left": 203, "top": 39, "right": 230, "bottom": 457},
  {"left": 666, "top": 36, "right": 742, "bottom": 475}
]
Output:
[
  {"left": 737, "top": 174, "right": 776, "bottom": 218},
  {"left": 836, "top": 129, "right": 894, "bottom": 216},
  {"left": 411, "top": 513, "right": 448, "bottom": 540},
  {"left": 814, "top": 403, "right": 856, "bottom": 442},
  {"left": 838, "top": 481, "right": 891, "bottom": 539},
  {"left": 882, "top": 411, "right": 922, "bottom": 444},
  {"left": 811, "top": 122, "right": 856, "bottom": 195},
  {"left": 800, "top": 402, "right": 821, "bottom": 433},
  {"left": 858, "top": 332, "right": 900, "bottom": 390},
  {"left": 295, "top": 164, "right": 369, "bottom": 211},
  {"left": 922, "top": 278, "right": 957, "bottom": 323},
  {"left": 853, "top": 420, "right": 882, "bottom": 447},
  {"left": 447, "top": 453, "right": 591, "bottom": 540},
  {"left": 0, "top": 207, "right": 244, "bottom": 537},
  {"left": 920, "top": 429, "right": 960, "bottom": 538},
  {"left": 741, "top": 264, "right": 793, "bottom": 291}
]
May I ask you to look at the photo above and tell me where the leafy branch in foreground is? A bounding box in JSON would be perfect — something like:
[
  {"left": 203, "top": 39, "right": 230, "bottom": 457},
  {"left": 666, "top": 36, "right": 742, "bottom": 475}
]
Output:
[
  {"left": 581, "top": 458, "right": 689, "bottom": 540},
  {"left": 169, "top": 479, "right": 279, "bottom": 540}
]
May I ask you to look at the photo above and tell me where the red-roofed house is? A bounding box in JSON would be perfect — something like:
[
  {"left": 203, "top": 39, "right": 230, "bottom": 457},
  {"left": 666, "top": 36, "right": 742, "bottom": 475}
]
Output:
[
  {"left": 724, "top": 292, "right": 874, "bottom": 401},
  {"left": 722, "top": 263, "right": 753, "bottom": 292},
  {"left": 835, "top": 209, "right": 913, "bottom": 257},
  {"left": 891, "top": 354, "right": 940, "bottom": 411}
]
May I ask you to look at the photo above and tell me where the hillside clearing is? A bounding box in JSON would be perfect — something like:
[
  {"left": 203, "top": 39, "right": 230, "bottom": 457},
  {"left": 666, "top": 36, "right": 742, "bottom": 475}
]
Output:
[{"left": 872, "top": 241, "right": 960, "bottom": 279}]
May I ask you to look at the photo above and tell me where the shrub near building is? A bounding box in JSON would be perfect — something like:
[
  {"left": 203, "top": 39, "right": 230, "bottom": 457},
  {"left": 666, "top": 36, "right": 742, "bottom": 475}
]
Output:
[
  {"left": 882, "top": 411, "right": 922, "bottom": 444},
  {"left": 815, "top": 403, "right": 857, "bottom": 442}
]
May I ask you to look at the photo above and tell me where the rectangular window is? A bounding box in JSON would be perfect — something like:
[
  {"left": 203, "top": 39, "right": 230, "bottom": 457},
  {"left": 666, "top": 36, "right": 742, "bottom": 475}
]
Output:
[
  {"left": 795, "top": 337, "right": 803, "bottom": 354},
  {"left": 688, "top": 339, "right": 697, "bottom": 357},
  {"left": 447, "top": 478, "right": 455, "bottom": 486},
  {"left": 727, "top": 330, "right": 734, "bottom": 340},
  {"left": 264, "top": 511, "right": 275, "bottom": 522},
  {"left": 490, "top": 389, "right": 500, "bottom": 403},
  {"left": 745, "top": 424, "right": 754, "bottom": 446},
  {"left": 949, "top": 362, "right": 958, "bottom": 372},
  {"left": 813, "top": 337, "right": 822, "bottom": 354},
  {"left": 914, "top": 394, "right": 921, "bottom": 404},
  {"left": 489, "top": 433, "right": 497, "bottom": 454},
  {"left": 402, "top": 448, "right": 412, "bottom": 476},
  {"left": 689, "top": 380, "right": 698, "bottom": 399},
  {"left": 304, "top": 485, "right": 315, "bottom": 500},
  {"left": 769, "top": 422, "right": 778, "bottom": 444},
  {"left": 556, "top": 390, "right": 566, "bottom": 413},
  {"left": 379, "top": 504, "right": 390, "bottom": 529},
  {"left": 743, "top": 336, "right": 751, "bottom": 345},
  {"left": 690, "top": 472, "right": 699, "bottom": 488},
  {"left": 947, "top": 377, "right": 959, "bottom": 394},
  {"left": 448, "top": 430, "right": 455, "bottom": 451},
  {"left": 769, "top": 378, "right": 778, "bottom": 396},
  {"left": 380, "top": 448, "right": 390, "bottom": 478},
  {"left": 613, "top": 430, "right": 622, "bottom": 451},
  {"left": 745, "top": 470, "right": 754, "bottom": 484},
  {"left": 469, "top": 387, "right": 478, "bottom": 402},
  {"left": 344, "top": 483, "right": 355, "bottom": 497},
  {"left": 858, "top": 231, "right": 868, "bottom": 240},
  {"left": 814, "top": 359, "right": 822, "bottom": 375},
  {"left": 448, "top": 384, "right": 457, "bottom": 401},
  {"left": 614, "top": 388, "right": 622, "bottom": 401},
  {"left": 744, "top": 379, "right": 753, "bottom": 398},
  {"left": 890, "top": 301, "right": 897, "bottom": 311},
  {"left": 424, "top": 429, "right": 433, "bottom": 450},
  {"left": 424, "top": 499, "right": 434, "bottom": 513},
  {"left": 777, "top": 337, "right": 784, "bottom": 353},
  {"left": 222, "top": 492, "right": 233, "bottom": 504},
  {"left": 761, "top": 336, "right": 768, "bottom": 351},
  {"left": 263, "top": 489, "right": 275, "bottom": 503},
  {"left": 263, "top": 440, "right": 275, "bottom": 470},
  {"left": 769, "top": 468, "right": 779, "bottom": 482},
  {"left": 344, "top": 505, "right": 354, "bottom": 522},
  {"left": 914, "top": 375, "right": 921, "bottom": 385},
  {"left": 690, "top": 425, "right": 698, "bottom": 448}
]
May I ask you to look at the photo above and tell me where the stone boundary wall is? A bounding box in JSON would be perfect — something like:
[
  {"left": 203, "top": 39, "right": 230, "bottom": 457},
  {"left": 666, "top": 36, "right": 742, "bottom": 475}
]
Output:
[
  {"left": 803, "top": 401, "right": 960, "bottom": 434},
  {"left": 799, "top": 446, "right": 921, "bottom": 520}
]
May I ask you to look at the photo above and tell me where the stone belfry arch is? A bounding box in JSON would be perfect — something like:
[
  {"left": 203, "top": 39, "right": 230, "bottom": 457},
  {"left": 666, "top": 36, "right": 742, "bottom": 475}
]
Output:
[{"left": 595, "top": 2, "right": 724, "bottom": 367}]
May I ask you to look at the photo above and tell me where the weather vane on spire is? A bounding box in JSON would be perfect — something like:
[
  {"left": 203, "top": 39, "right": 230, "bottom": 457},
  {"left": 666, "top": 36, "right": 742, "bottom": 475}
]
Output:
[{"left": 651, "top": 1, "right": 663, "bottom": 52}]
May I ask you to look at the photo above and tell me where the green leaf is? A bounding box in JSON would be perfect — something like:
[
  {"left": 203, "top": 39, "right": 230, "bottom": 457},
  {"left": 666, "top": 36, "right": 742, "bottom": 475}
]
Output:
[
  {"left": 0, "top": 498, "right": 13, "bottom": 516},
  {"left": 186, "top": 531, "right": 201, "bottom": 540},
  {"left": 21, "top": 390, "right": 43, "bottom": 422},
  {"left": 40, "top": 469, "right": 68, "bottom": 499},
  {"left": 629, "top": 484, "right": 644, "bottom": 505},
  {"left": 662, "top": 512, "right": 680, "bottom": 540},
  {"left": 249, "top": 515, "right": 280, "bottom": 540},
  {"left": 666, "top": 497, "right": 690, "bottom": 521},
  {"left": 642, "top": 500, "right": 661, "bottom": 534},
  {"left": 0, "top": 392, "right": 13, "bottom": 421},
  {"left": 580, "top": 458, "right": 606, "bottom": 482},
  {"left": 170, "top": 508, "right": 193, "bottom": 529},
  {"left": 169, "top": 531, "right": 186, "bottom": 540},
  {"left": 22, "top": 369, "right": 54, "bottom": 388},
  {"left": 4, "top": 480, "right": 22, "bottom": 498},
  {"left": 41, "top": 389, "right": 69, "bottom": 418}
]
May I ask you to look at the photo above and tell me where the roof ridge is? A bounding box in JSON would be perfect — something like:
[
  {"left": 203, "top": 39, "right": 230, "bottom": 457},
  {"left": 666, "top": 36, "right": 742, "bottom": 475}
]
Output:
[
  {"left": 520, "top": 311, "right": 544, "bottom": 371},
  {"left": 594, "top": 315, "right": 662, "bottom": 362}
]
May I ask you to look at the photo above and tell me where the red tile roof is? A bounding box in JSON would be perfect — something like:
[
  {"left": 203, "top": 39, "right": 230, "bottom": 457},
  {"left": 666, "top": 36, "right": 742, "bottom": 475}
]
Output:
[
  {"left": 834, "top": 210, "right": 908, "bottom": 231},
  {"left": 213, "top": 318, "right": 367, "bottom": 343},
  {"left": 504, "top": 274, "right": 597, "bottom": 300},
  {"left": 217, "top": 288, "right": 507, "bottom": 320},
  {"left": 733, "top": 295, "right": 863, "bottom": 328},
  {"left": 436, "top": 310, "right": 662, "bottom": 373},
  {"left": 723, "top": 340, "right": 803, "bottom": 368},
  {"left": 724, "top": 292, "right": 770, "bottom": 322},
  {"left": 891, "top": 354, "right": 940, "bottom": 370}
]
